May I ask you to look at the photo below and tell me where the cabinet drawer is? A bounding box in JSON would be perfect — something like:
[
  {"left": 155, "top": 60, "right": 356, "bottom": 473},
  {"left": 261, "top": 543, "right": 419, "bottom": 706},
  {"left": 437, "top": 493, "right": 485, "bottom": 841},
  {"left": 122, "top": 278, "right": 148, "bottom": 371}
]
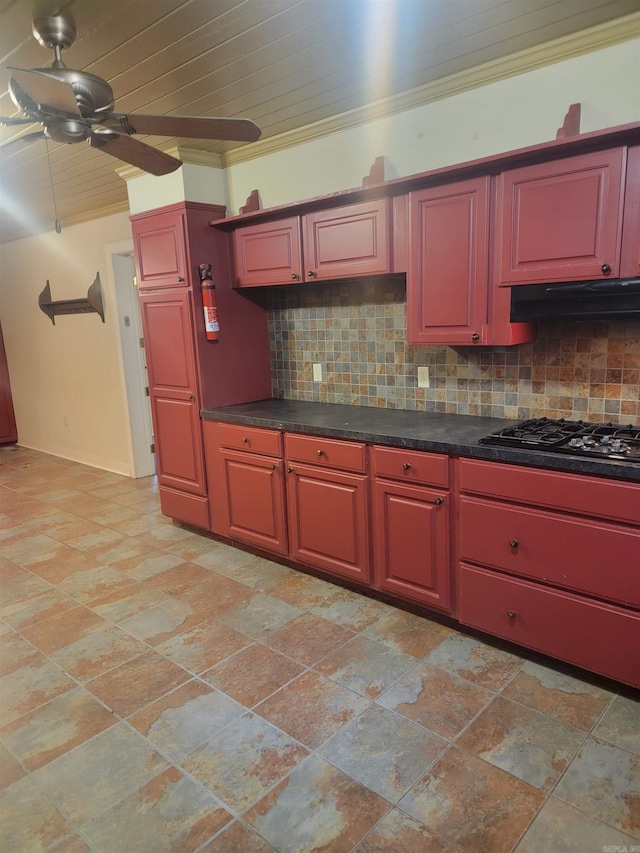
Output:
[
  {"left": 285, "top": 433, "right": 366, "bottom": 473},
  {"left": 458, "top": 564, "right": 640, "bottom": 688},
  {"left": 159, "top": 486, "right": 210, "bottom": 530},
  {"left": 459, "top": 458, "right": 640, "bottom": 526},
  {"left": 459, "top": 497, "right": 640, "bottom": 608},
  {"left": 372, "top": 445, "right": 449, "bottom": 488},
  {"left": 217, "top": 423, "right": 282, "bottom": 457}
]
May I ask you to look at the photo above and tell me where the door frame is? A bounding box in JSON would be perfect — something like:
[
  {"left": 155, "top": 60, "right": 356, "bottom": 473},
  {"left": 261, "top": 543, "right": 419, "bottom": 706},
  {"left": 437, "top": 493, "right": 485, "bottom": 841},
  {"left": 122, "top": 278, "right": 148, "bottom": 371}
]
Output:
[{"left": 105, "top": 239, "right": 155, "bottom": 478}]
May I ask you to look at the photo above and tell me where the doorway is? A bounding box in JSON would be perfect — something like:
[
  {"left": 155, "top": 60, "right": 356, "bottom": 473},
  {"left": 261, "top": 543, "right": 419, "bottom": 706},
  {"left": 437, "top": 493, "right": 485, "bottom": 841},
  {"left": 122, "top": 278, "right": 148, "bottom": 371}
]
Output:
[{"left": 108, "top": 243, "right": 155, "bottom": 478}]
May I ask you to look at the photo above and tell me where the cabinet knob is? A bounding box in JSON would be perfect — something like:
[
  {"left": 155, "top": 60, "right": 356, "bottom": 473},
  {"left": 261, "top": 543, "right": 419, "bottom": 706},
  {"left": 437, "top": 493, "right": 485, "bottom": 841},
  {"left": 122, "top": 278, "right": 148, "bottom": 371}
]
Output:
[
  {"left": 471, "top": 333, "right": 480, "bottom": 342},
  {"left": 271, "top": 463, "right": 278, "bottom": 470},
  {"left": 243, "top": 437, "right": 250, "bottom": 444},
  {"left": 287, "top": 466, "right": 293, "bottom": 473},
  {"left": 317, "top": 449, "right": 325, "bottom": 456},
  {"left": 434, "top": 497, "right": 444, "bottom": 505},
  {"left": 601, "top": 263, "right": 611, "bottom": 275},
  {"left": 291, "top": 273, "right": 300, "bottom": 281},
  {"left": 509, "top": 539, "right": 518, "bottom": 549},
  {"left": 307, "top": 270, "right": 318, "bottom": 278},
  {"left": 402, "top": 462, "right": 411, "bottom": 470},
  {"left": 178, "top": 276, "right": 185, "bottom": 282},
  {"left": 507, "top": 610, "right": 517, "bottom": 620}
]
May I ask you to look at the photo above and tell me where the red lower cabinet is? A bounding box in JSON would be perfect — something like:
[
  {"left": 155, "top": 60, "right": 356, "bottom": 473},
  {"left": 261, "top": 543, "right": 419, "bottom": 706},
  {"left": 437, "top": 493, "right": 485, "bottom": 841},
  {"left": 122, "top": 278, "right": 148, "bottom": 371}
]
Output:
[
  {"left": 204, "top": 421, "right": 287, "bottom": 555},
  {"left": 457, "top": 457, "right": 640, "bottom": 688},
  {"left": 219, "top": 450, "right": 288, "bottom": 555},
  {"left": 286, "top": 461, "right": 370, "bottom": 584},
  {"left": 371, "top": 445, "right": 450, "bottom": 611},
  {"left": 459, "top": 564, "right": 640, "bottom": 688}
]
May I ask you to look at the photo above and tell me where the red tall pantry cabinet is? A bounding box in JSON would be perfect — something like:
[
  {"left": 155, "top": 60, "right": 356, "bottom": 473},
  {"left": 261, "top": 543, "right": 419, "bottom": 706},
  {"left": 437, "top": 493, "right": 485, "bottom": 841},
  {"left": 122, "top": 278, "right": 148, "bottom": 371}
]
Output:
[{"left": 130, "top": 201, "right": 272, "bottom": 529}]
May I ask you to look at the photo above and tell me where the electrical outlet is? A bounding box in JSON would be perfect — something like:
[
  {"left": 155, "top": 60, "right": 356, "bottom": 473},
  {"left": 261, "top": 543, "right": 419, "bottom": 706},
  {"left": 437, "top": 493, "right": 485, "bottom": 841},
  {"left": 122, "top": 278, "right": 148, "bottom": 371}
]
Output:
[
  {"left": 417, "top": 366, "right": 430, "bottom": 388},
  {"left": 313, "top": 363, "right": 323, "bottom": 382}
]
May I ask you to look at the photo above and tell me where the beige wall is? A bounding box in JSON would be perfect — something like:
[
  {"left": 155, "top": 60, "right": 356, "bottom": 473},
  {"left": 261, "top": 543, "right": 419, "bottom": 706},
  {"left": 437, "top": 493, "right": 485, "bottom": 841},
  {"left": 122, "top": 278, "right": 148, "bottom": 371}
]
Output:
[
  {"left": 0, "top": 212, "right": 134, "bottom": 473},
  {"left": 0, "top": 36, "right": 638, "bottom": 472},
  {"left": 225, "top": 38, "right": 640, "bottom": 214}
]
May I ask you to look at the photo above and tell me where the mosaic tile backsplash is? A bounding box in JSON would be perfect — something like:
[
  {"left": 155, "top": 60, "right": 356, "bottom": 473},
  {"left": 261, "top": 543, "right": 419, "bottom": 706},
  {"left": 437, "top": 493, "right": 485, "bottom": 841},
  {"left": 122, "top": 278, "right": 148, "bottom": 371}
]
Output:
[{"left": 266, "top": 277, "right": 640, "bottom": 424}]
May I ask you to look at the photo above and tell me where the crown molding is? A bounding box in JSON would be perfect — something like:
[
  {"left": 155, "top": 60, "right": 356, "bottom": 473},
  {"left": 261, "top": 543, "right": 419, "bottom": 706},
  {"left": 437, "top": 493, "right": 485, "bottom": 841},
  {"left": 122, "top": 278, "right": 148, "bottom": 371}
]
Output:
[
  {"left": 222, "top": 12, "right": 640, "bottom": 168},
  {"left": 115, "top": 146, "right": 223, "bottom": 182}
]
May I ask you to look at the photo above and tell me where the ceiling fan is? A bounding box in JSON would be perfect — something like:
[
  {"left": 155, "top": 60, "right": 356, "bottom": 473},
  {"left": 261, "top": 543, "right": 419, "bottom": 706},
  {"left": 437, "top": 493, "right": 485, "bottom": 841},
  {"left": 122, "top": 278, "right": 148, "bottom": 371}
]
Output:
[{"left": 0, "top": 12, "right": 262, "bottom": 175}]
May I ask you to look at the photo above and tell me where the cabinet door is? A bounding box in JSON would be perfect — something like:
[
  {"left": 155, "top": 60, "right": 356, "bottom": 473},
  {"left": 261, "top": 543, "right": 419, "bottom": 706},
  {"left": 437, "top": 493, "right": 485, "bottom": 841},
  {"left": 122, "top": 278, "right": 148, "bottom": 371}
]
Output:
[
  {"left": 0, "top": 323, "right": 17, "bottom": 445},
  {"left": 286, "top": 463, "right": 370, "bottom": 583},
  {"left": 303, "top": 200, "right": 390, "bottom": 281},
  {"left": 219, "top": 450, "right": 288, "bottom": 555},
  {"left": 498, "top": 148, "right": 625, "bottom": 284},
  {"left": 407, "top": 177, "right": 489, "bottom": 345},
  {"left": 140, "top": 290, "right": 206, "bottom": 495},
  {"left": 373, "top": 479, "right": 450, "bottom": 611},
  {"left": 132, "top": 209, "right": 188, "bottom": 290},
  {"left": 233, "top": 217, "right": 303, "bottom": 286}
]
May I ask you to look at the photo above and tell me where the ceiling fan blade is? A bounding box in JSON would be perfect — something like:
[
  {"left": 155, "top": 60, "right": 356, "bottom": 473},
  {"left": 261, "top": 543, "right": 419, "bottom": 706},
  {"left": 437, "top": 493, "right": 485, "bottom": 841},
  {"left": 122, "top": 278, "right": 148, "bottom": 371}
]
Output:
[
  {"left": 103, "top": 113, "right": 261, "bottom": 143},
  {"left": 90, "top": 131, "right": 182, "bottom": 175},
  {"left": 8, "top": 68, "right": 80, "bottom": 116},
  {"left": 0, "top": 116, "right": 38, "bottom": 126},
  {"left": 0, "top": 131, "right": 45, "bottom": 149}
]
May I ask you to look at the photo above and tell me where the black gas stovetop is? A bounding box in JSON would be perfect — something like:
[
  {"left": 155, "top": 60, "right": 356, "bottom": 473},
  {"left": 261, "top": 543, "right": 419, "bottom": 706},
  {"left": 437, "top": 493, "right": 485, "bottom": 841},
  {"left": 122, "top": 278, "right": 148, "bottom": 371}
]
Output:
[{"left": 479, "top": 417, "right": 640, "bottom": 462}]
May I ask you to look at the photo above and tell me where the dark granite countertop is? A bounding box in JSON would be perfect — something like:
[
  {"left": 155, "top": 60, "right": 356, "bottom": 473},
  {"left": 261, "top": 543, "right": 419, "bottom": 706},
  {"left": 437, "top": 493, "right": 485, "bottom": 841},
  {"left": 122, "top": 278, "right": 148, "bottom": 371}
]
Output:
[{"left": 201, "top": 399, "right": 640, "bottom": 484}]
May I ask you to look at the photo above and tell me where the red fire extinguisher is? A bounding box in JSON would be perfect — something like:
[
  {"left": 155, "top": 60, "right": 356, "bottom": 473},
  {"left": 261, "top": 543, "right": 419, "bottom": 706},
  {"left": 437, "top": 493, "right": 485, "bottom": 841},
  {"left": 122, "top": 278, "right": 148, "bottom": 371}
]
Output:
[{"left": 199, "top": 263, "right": 219, "bottom": 341}]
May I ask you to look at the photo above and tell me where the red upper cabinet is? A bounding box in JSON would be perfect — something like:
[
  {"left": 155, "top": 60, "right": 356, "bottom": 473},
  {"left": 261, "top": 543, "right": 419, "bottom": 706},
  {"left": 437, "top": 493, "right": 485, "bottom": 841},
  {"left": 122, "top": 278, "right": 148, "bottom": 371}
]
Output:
[
  {"left": 620, "top": 145, "right": 640, "bottom": 278},
  {"left": 407, "top": 177, "right": 490, "bottom": 346},
  {"left": 302, "top": 199, "right": 390, "bottom": 281},
  {"left": 497, "top": 147, "right": 626, "bottom": 285},
  {"left": 233, "top": 217, "right": 303, "bottom": 287},
  {"left": 230, "top": 199, "right": 391, "bottom": 287},
  {"left": 132, "top": 208, "right": 189, "bottom": 290},
  {"left": 0, "top": 323, "right": 17, "bottom": 445}
]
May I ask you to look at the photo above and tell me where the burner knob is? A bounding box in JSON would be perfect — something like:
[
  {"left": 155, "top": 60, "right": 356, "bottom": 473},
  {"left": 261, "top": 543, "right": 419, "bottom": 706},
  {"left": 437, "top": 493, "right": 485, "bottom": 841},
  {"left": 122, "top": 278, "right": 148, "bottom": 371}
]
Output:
[
  {"left": 612, "top": 439, "right": 623, "bottom": 452},
  {"left": 601, "top": 435, "right": 610, "bottom": 444}
]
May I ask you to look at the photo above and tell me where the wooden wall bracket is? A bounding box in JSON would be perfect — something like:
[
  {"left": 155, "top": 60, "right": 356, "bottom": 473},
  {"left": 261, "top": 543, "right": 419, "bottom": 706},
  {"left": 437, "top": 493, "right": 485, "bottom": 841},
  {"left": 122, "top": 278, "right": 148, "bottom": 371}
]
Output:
[
  {"left": 38, "top": 273, "right": 105, "bottom": 325},
  {"left": 239, "top": 189, "right": 261, "bottom": 213},
  {"left": 556, "top": 103, "right": 582, "bottom": 139},
  {"left": 362, "top": 157, "right": 385, "bottom": 186}
]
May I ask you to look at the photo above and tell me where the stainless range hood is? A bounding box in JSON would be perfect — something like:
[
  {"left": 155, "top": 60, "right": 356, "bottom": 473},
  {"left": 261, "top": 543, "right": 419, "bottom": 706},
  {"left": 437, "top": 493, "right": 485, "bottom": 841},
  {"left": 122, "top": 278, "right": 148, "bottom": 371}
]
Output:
[{"left": 510, "top": 278, "right": 640, "bottom": 322}]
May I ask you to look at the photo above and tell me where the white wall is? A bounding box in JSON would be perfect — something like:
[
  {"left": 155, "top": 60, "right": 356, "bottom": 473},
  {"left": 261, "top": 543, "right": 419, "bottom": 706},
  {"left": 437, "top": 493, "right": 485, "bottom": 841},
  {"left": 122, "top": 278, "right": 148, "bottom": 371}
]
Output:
[
  {"left": 0, "top": 212, "right": 134, "bottom": 473},
  {"left": 225, "top": 38, "right": 640, "bottom": 213}
]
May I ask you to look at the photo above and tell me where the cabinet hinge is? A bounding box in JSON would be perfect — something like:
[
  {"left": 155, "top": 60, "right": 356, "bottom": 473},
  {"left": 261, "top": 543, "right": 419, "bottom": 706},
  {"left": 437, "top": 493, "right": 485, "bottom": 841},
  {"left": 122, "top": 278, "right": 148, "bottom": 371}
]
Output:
[
  {"left": 132, "top": 274, "right": 138, "bottom": 288},
  {"left": 145, "top": 387, "right": 150, "bottom": 397},
  {"left": 139, "top": 337, "right": 144, "bottom": 348},
  {"left": 150, "top": 442, "right": 155, "bottom": 453}
]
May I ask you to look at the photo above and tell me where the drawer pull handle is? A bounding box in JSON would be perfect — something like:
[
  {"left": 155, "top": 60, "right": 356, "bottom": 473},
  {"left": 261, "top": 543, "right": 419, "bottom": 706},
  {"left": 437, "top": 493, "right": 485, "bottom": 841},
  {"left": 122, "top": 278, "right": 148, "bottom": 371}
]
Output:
[
  {"left": 434, "top": 497, "right": 444, "bottom": 505},
  {"left": 402, "top": 462, "right": 411, "bottom": 470},
  {"left": 509, "top": 539, "right": 518, "bottom": 549},
  {"left": 317, "top": 449, "right": 325, "bottom": 457},
  {"left": 507, "top": 610, "right": 517, "bottom": 620}
]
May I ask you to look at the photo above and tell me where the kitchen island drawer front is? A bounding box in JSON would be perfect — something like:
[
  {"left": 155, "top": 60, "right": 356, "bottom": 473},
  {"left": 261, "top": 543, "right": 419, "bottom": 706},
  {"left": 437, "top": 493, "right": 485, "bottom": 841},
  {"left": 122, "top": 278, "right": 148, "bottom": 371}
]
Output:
[
  {"left": 459, "top": 497, "right": 640, "bottom": 608},
  {"left": 459, "top": 458, "right": 640, "bottom": 525},
  {"left": 217, "top": 423, "right": 282, "bottom": 457},
  {"left": 458, "top": 564, "right": 640, "bottom": 688},
  {"left": 285, "top": 433, "right": 366, "bottom": 473},
  {"left": 371, "top": 445, "right": 449, "bottom": 488}
]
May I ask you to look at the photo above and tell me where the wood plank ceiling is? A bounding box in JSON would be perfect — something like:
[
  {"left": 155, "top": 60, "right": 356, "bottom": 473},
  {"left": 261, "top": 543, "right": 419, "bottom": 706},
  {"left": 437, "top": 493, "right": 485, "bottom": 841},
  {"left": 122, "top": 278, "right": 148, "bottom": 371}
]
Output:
[{"left": 1, "top": 0, "right": 638, "bottom": 243}]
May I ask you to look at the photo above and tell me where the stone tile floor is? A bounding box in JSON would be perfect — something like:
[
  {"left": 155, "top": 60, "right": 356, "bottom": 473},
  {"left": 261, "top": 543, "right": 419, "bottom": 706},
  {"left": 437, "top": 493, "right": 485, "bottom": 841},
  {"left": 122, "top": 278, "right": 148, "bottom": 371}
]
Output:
[{"left": 0, "top": 445, "right": 638, "bottom": 852}]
